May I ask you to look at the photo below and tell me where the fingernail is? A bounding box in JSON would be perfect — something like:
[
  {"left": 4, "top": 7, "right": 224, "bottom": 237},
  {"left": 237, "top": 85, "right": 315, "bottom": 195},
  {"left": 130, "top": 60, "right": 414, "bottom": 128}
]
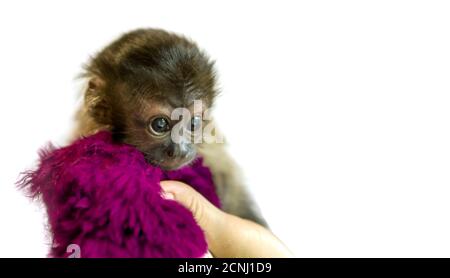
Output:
[{"left": 161, "top": 191, "right": 175, "bottom": 200}]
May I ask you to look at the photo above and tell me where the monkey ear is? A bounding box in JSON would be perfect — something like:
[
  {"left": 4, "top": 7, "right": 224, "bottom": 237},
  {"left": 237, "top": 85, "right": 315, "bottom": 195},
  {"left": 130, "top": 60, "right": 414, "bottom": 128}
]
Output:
[
  {"left": 87, "top": 76, "right": 105, "bottom": 92},
  {"left": 85, "top": 75, "right": 111, "bottom": 125}
]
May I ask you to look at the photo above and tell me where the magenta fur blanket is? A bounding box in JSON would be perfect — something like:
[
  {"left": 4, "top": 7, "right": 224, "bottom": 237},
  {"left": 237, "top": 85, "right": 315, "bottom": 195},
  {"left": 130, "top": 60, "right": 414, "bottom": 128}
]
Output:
[{"left": 18, "top": 131, "right": 220, "bottom": 258}]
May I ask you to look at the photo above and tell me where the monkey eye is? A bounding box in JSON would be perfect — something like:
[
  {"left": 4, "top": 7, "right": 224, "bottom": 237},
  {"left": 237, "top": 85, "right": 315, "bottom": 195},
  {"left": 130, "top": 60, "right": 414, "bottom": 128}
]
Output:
[
  {"left": 190, "top": 115, "right": 202, "bottom": 132},
  {"left": 149, "top": 116, "right": 170, "bottom": 135}
]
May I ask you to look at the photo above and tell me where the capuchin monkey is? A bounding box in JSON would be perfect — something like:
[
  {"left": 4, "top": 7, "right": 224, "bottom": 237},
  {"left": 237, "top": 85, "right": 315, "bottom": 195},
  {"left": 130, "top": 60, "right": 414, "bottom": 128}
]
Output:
[{"left": 72, "top": 28, "right": 268, "bottom": 227}]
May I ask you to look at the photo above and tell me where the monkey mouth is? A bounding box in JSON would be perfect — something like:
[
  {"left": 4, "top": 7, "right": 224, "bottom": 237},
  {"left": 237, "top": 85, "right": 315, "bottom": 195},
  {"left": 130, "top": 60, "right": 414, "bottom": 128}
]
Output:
[{"left": 144, "top": 154, "right": 196, "bottom": 171}]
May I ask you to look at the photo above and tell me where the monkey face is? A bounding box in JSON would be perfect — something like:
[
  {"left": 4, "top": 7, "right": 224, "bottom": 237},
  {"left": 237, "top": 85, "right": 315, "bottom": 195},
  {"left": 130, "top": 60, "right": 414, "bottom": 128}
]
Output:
[{"left": 117, "top": 98, "right": 207, "bottom": 170}]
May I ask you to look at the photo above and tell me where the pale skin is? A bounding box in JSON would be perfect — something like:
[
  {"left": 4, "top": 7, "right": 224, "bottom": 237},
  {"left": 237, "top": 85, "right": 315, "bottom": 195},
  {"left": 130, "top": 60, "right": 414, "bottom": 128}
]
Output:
[{"left": 160, "top": 181, "right": 293, "bottom": 258}]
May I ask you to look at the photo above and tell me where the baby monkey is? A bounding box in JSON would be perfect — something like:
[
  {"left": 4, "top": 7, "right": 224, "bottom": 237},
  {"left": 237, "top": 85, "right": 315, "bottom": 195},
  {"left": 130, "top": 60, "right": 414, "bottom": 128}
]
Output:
[{"left": 73, "top": 28, "right": 267, "bottom": 227}]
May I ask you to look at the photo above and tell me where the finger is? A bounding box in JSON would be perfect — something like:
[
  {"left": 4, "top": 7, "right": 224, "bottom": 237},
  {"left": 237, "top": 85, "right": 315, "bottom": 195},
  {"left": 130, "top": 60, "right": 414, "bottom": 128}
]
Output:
[{"left": 160, "top": 180, "right": 221, "bottom": 228}]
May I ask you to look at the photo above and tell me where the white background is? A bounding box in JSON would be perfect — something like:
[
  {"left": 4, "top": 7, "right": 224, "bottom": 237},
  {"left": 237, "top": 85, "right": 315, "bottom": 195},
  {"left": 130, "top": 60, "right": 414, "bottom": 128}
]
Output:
[{"left": 0, "top": 0, "right": 449, "bottom": 257}]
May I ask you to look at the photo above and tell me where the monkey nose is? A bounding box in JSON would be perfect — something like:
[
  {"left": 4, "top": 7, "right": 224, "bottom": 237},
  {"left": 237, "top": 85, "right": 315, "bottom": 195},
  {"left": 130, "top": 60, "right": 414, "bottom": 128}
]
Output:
[
  {"left": 166, "top": 148, "right": 175, "bottom": 157},
  {"left": 166, "top": 144, "right": 191, "bottom": 159}
]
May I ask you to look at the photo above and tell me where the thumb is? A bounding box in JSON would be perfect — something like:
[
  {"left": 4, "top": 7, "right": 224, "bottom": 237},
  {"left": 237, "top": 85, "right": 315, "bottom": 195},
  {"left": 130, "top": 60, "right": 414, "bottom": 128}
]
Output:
[{"left": 160, "top": 180, "right": 224, "bottom": 229}]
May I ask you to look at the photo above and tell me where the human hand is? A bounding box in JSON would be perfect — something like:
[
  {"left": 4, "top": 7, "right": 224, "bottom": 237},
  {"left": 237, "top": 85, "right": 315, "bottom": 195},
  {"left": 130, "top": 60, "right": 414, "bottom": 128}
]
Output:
[{"left": 160, "top": 181, "right": 293, "bottom": 258}]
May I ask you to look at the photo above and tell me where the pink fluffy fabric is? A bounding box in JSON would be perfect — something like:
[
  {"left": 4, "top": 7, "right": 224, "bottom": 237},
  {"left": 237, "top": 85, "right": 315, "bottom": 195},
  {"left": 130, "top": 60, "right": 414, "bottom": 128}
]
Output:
[{"left": 18, "top": 131, "right": 220, "bottom": 258}]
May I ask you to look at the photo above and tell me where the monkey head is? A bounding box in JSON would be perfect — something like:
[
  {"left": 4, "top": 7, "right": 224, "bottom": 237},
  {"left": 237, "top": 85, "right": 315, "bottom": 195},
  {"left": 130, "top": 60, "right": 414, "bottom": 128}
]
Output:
[{"left": 81, "top": 29, "right": 217, "bottom": 170}]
